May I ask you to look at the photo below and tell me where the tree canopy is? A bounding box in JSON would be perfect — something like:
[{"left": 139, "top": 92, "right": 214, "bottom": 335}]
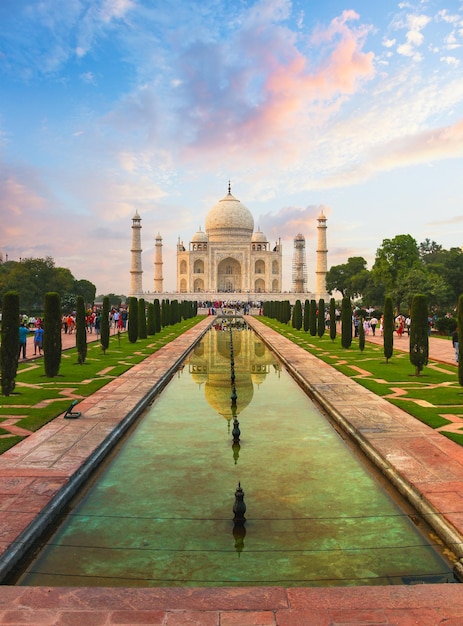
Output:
[
  {"left": 0, "top": 256, "right": 96, "bottom": 312},
  {"left": 326, "top": 235, "right": 463, "bottom": 312}
]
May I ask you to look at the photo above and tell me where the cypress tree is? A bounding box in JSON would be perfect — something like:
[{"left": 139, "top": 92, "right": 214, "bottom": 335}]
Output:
[
  {"left": 329, "top": 297, "right": 337, "bottom": 341},
  {"left": 309, "top": 299, "right": 317, "bottom": 336},
  {"left": 43, "top": 292, "right": 62, "bottom": 377},
  {"left": 76, "top": 295, "right": 87, "bottom": 364},
  {"left": 383, "top": 296, "right": 394, "bottom": 363},
  {"left": 100, "top": 296, "right": 110, "bottom": 353},
  {"left": 341, "top": 297, "right": 352, "bottom": 349},
  {"left": 292, "top": 300, "right": 302, "bottom": 330},
  {"left": 359, "top": 316, "right": 365, "bottom": 351},
  {"left": 303, "top": 299, "right": 310, "bottom": 332},
  {"left": 138, "top": 298, "right": 147, "bottom": 339},
  {"left": 1, "top": 291, "right": 20, "bottom": 396},
  {"left": 147, "top": 302, "right": 156, "bottom": 335},
  {"left": 154, "top": 299, "right": 161, "bottom": 333},
  {"left": 170, "top": 299, "right": 179, "bottom": 325},
  {"left": 458, "top": 295, "right": 463, "bottom": 387},
  {"left": 317, "top": 298, "right": 325, "bottom": 337},
  {"left": 128, "top": 297, "right": 138, "bottom": 343},
  {"left": 409, "top": 294, "right": 429, "bottom": 376}
]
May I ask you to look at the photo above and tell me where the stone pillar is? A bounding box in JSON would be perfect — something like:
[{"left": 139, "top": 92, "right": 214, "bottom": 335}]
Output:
[
  {"left": 154, "top": 233, "right": 163, "bottom": 293},
  {"left": 316, "top": 210, "right": 328, "bottom": 299},
  {"left": 130, "top": 211, "right": 143, "bottom": 296}
]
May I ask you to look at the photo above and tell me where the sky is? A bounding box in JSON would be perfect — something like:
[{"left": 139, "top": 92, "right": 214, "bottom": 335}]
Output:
[{"left": 1, "top": 0, "right": 463, "bottom": 296}]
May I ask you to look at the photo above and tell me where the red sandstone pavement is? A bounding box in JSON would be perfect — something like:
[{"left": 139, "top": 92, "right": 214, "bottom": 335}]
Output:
[{"left": 2, "top": 317, "right": 463, "bottom": 625}]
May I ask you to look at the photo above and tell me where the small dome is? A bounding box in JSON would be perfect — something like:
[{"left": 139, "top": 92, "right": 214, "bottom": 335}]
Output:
[
  {"left": 205, "top": 187, "right": 254, "bottom": 242},
  {"left": 295, "top": 233, "right": 305, "bottom": 242},
  {"left": 252, "top": 229, "right": 267, "bottom": 243},
  {"left": 192, "top": 227, "right": 208, "bottom": 243}
]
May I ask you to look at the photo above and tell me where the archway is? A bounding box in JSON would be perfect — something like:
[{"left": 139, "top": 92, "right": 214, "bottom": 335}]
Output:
[
  {"left": 255, "top": 278, "right": 265, "bottom": 292},
  {"left": 180, "top": 259, "right": 187, "bottom": 274},
  {"left": 255, "top": 259, "right": 265, "bottom": 274},
  {"left": 194, "top": 278, "right": 204, "bottom": 292},
  {"left": 180, "top": 278, "right": 187, "bottom": 292},
  {"left": 194, "top": 259, "right": 204, "bottom": 274},
  {"left": 217, "top": 257, "right": 241, "bottom": 292},
  {"left": 272, "top": 279, "right": 279, "bottom": 292}
]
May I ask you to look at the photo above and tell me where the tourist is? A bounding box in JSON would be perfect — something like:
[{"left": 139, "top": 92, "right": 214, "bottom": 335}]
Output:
[
  {"left": 452, "top": 328, "right": 459, "bottom": 364},
  {"left": 370, "top": 316, "right": 378, "bottom": 336},
  {"left": 18, "top": 322, "right": 31, "bottom": 359},
  {"left": 34, "top": 324, "right": 44, "bottom": 356}
]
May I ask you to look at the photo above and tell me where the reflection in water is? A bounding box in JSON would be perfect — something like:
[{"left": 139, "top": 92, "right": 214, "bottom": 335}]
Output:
[{"left": 16, "top": 327, "right": 456, "bottom": 588}]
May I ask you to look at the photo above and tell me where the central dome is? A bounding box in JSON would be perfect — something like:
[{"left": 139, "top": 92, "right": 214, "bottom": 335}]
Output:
[{"left": 205, "top": 189, "right": 254, "bottom": 243}]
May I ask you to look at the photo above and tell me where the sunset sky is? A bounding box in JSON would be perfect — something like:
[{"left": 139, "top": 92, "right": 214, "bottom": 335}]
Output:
[{"left": 2, "top": 0, "right": 463, "bottom": 296}]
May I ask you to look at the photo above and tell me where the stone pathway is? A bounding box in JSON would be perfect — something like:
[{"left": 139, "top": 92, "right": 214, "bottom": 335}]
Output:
[{"left": 2, "top": 316, "right": 463, "bottom": 624}]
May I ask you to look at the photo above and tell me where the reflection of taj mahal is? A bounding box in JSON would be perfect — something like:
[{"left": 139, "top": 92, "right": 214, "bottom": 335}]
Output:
[
  {"left": 129, "top": 183, "right": 328, "bottom": 301},
  {"left": 177, "top": 184, "right": 282, "bottom": 294}
]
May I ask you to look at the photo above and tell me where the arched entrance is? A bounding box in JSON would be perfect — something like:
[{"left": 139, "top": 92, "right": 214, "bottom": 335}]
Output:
[{"left": 217, "top": 257, "right": 242, "bottom": 292}]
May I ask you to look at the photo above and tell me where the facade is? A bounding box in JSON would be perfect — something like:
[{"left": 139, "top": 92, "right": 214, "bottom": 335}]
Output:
[{"left": 176, "top": 186, "right": 283, "bottom": 294}]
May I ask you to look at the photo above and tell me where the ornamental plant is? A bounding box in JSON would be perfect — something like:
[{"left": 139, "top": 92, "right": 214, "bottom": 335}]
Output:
[
  {"left": 383, "top": 296, "right": 394, "bottom": 363},
  {"left": 100, "top": 296, "right": 110, "bottom": 353},
  {"left": 409, "top": 294, "right": 429, "bottom": 376},
  {"left": 1, "top": 291, "right": 20, "bottom": 396},
  {"left": 341, "top": 297, "right": 352, "bottom": 349},
  {"left": 43, "top": 292, "right": 62, "bottom": 377},
  {"left": 76, "top": 295, "right": 87, "bottom": 364}
]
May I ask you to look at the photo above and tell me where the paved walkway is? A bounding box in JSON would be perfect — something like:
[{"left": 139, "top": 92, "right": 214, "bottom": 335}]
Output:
[{"left": 2, "top": 317, "right": 463, "bottom": 624}]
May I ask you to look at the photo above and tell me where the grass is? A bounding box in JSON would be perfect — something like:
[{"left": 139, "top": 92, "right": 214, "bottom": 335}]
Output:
[
  {"left": 0, "top": 318, "right": 201, "bottom": 454},
  {"left": 260, "top": 317, "right": 463, "bottom": 444}
]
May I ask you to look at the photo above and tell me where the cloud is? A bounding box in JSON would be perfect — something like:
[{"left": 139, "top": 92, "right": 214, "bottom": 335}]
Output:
[{"left": 258, "top": 204, "right": 330, "bottom": 240}]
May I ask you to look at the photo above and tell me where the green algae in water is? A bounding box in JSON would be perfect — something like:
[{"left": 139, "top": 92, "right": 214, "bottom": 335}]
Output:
[{"left": 18, "top": 328, "right": 455, "bottom": 586}]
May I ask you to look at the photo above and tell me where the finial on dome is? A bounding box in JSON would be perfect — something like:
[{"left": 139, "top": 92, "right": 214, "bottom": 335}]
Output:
[{"left": 228, "top": 180, "right": 231, "bottom": 195}]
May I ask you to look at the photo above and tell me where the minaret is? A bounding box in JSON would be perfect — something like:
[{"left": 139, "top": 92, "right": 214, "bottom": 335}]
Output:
[
  {"left": 315, "top": 209, "right": 328, "bottom": 299},
  {"left": 292, "top": 234, "right": 307, "bottom": 293},
  {"left": 130, "top": 211, "right": 143, "bottom": 295},
  {"left": 154, "top": 232, "right": 163, "bottom": 293}
]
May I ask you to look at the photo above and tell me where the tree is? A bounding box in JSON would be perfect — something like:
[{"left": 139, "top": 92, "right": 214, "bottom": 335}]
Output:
[
  {"left": 138, "top": 298, "right": 147, "bottom": 339},
  {"left": 372, "top": 235, "right": 420, "bottom": 310},
  {"left": 458, "top": 295, "right": 463, "bottom": 387},
  {"left": 309, "top": 300, "right": 317, "bottom": 336},
  {"left": 128, "top": 297, "right": 138, "bottom": 343},
  {"left": 409, "top": 294, "right": 429, "bottom": 376},
  {"left": 358, "top": 316, "right": 365, "bottom": 351},
  {"left": 341, "top": 297, "right": 352, "bottom": 349},
  {"left": 383, "top": 296, "right": 394, "bottom": 363},
  {"left": 73, "top": 279, "right": 97, "bottom": 305},
  {"left": 100, "top": 296, "right": 110, "bottom": 353},
  {"left": 325, "top": 257, "right": 368, "bottom": 299},
  {"left": 75, "top": 296, "right": 87, "bottom": 364},
  {"left": 329, "top": 298, "right": 336, "bottom": 341},
  {"left": 154, "top": 299, "right": 161, "bottom": 333},
  {"left": 317, "top": 298, "right": 325, "bottom": 337},
  {"left": 292, "top": 300, "right": 302, "bottom": 330},
  {"left": 1, "top": 291, "right": 20, "bottom": 396},
  {"left": 147, "top": 302, "right": 156, "bottom": 335},
  {"left": 43, "top": 292, "right": 62, "bottom": 377},
  {"left": 303, "top": 299, "right": 310, "bottom": 332}
]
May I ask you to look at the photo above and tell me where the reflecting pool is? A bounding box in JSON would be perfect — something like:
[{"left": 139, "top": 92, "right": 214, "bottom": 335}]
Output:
[{"left": 18, "top": 327, "right": 455, "bottom": 586}]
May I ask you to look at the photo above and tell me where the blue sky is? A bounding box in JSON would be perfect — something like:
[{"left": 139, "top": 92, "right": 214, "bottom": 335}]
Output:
[{"left": 1, "top": 0, "right": 463, "bottom": 296}]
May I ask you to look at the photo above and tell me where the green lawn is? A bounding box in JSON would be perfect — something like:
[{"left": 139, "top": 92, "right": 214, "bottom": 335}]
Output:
[
  {"left": 0, "top": 318, "right": 201, "bottom": 454},
  {"left": 260, "top": 318, "right": 463, "bottom": 443}
]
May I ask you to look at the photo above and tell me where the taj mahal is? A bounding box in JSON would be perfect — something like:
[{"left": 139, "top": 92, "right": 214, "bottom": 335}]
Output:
[{"left": 129, "top": 184, "right": 329, "bottom": 303}]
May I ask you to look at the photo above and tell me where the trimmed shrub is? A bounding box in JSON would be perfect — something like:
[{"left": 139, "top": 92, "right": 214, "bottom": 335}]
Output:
[
  {"left": 147, "top": 302, "right": 156, "bottom": 335},
  {"left": 359, "top": 316, "right": 365, "bottom": 351},
  {"left": 128, "top": 297, "right": 138, "bottom": 343},
  {"left": 329, "top": 297, "right": 336, "bottom": 342},
  {"left": 76, "top": 295, "right": 87, "bottom": 364},
  {"left": 341, "top": 297, "right": 352, "bottom": 349},
  {"left": 100, "top": 296, "right": 110, "bottom": 353},
  {"left": 383, "top": 296, "right": 394, "bottom": 363},
  {"left": 410, "top": 294, "right": 429, "bottom": 376},
  {"left": 309, "top": 299, "right": 317, "bottom": 336},
  {"left": 154, "top": 299, "right": 161, "bottom": 333},
  {"left": 317, "top": 298, "right": 325, "bottom": 338},
  {"left": 292, "top": 300, "right": 302, "bottom": 330},
  {"left": 459, "top": 295, "right": 463, "bottom": 387},
  {"left": 1, "top": 291, "right": 20, "bottom": 396},
  {"left": 303, "top": 299, "right": 310, "bottom": 332},
  {"left": 138, "top": 298, "right": 147, "bottom": 339},
  {"left": 43, "top": 292, "right": 62, "bottom": 377}
]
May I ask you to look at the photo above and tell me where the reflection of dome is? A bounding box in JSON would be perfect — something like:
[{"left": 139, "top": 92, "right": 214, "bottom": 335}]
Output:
[
  {"left": 251, "top": 229, "right": 267, "bottom": 243},
  {"left": 205, "top": 189, "right": 254, "bottom": 242},
  {"left": 251, "top": 372, "right": 267, "bottom": 386},
  {"left": 192, "top": 228, "right": 208, "bottom": 243},
  {"left": 205, "top": 377, "right": 254, "bottom": 419}
]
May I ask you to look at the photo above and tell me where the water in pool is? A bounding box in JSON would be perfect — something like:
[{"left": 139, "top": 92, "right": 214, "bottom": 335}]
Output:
[{"left": 17, "top": 327, "right": 456, "bottom": 586}]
